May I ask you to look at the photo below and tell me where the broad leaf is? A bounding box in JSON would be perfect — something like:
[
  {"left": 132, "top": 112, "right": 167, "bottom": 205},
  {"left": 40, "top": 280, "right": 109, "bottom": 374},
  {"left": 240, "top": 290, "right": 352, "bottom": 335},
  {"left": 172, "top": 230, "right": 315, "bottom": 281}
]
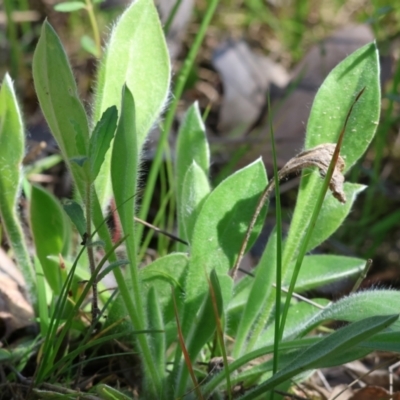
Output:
[
  {"left": 180, "top": 161, "right": 210, "bottom": 243},
  {"left": 0, "top": 74, "right": 36, "bottom": 301},
  {"left": 32, "top": 21, "right": 90, "bottom": 195},
  {"left": 306, "top": 183, "right": 365, "bottom": 253},
  {"left": 110, "top": 85, "right": 143, "bottom": 331},
  {"left": 256, "top": 298, "right": 330, "bottom": 348},
  {"left": 283, "top": 42, "right": 380, "bottom": 271},
  {"left": 30, "top": 185, "right": 69, "bottom": 294},
  {"left": 362, "top": 331, "right": 400, "bottom": 353},
  {"left": 286, "top": 254, "right": 365, "bottom": 292},
  {"left": 63, "top": 199, "right": 86, "bottom": 238},
  {"left": 182, "top": 158, "right": 268, "bottom": 336},
  {"left": 80, "top": 35, "right": 97, "bottom": 57},
  {"left": 93, "top": 0, "right": 170, "bottom": 207},
  {"left": 176, "top": 102, "right": 209, "bottom": 205},
  {"left": 111, "top": 85, "right": 137, "bottom": 260},
  {"left": 306, "top": 42, "right": 380, "bottom": 170},
  {"left": 140, "top": 252, "right": 188, "bottom": 323},
  {"left": 176, "top": 103, "right": 210, "bottom": 245},
  {"left": 295, "top": 290, "right": 400, "bottom": 336},
  {"left": 89, "top": 106, "right": 118, "bottom": 182}
]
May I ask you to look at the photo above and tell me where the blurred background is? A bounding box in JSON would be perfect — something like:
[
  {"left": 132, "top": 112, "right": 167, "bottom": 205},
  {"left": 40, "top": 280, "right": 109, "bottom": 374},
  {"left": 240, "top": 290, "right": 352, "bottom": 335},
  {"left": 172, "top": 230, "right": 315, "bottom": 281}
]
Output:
[{"left": 1, "top": 0, "right": 400, "bottom": 294}]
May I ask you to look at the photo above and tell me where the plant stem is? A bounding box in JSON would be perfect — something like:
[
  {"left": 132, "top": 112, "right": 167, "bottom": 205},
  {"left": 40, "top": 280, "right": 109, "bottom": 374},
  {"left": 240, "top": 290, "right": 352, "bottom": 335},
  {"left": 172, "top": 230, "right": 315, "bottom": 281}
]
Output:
[
  {"left": 269, "top": 94, "right": 282, "bottom": 383},
  {"left": 91, "top": 193, "right": 163, "bottom": 396},
  {"left": 84, "top": 0, "right": 101, "bottom": 57},
  {"left": 164, "top": 0, "right": 183, "bottom": 35}
]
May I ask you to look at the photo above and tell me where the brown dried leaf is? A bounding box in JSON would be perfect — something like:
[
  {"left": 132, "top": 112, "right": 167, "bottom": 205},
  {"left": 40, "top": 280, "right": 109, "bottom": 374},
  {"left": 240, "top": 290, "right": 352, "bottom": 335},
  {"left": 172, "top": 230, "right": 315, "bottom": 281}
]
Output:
[
  {"left": 277, "top": 143, "right": 346, "bottom": 203},
  {"left": 0, "top": 274, "right": 34, "bottom": 339},
  {"left": 230, "top": 142, "right": 346, "bottom": 279},
  {"left": 0, "top": 248, "right": 34, "bottom": 339}
]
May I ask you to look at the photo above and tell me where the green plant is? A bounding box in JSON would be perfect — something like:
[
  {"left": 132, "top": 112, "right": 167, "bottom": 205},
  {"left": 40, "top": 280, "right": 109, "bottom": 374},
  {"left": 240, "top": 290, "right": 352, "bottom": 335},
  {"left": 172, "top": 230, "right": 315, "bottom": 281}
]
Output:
[
  {"left": 54, "top": 0, "right": 104, "bottom": 57},
  {"left": 1, "top": 1, "right": 400, "bottom": 399}
]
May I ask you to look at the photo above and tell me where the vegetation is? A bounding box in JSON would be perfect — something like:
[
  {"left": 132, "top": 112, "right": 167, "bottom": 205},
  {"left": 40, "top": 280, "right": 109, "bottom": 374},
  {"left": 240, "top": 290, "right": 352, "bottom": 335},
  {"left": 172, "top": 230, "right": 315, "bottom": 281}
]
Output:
[{"left": 1, "top": 0, "right": 400, "bottom": 399}]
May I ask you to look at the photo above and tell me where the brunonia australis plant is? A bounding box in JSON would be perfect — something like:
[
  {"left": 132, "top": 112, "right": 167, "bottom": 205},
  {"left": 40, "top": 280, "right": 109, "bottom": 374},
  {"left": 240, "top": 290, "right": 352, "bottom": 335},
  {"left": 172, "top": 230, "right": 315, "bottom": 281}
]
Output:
[{"left": 0, "top": 0, "right": 399, "bottom": 399}]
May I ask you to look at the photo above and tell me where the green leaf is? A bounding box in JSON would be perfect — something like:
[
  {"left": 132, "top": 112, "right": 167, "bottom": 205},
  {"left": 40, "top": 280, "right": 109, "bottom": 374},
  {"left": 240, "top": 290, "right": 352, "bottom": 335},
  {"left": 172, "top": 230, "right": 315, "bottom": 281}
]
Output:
[
  {"left": 297, "top": 290, "right": 400, "bottom": 336},
  {"left": 176, "top": 102, "right": 209, "bottom": 174},
  {"left": 111, "top": 85, "right": 137, "bottom": 256},
  {"left": 255, "top": 298, "right": 330, "bottom": 348},
  {"left": 110, "top": 85, "right": 144, "bottom": 334},
  {"left": 70, "top": 156, "right": 88, "bottom": 167},
  {"left": 80, "top": 35, "right": 98, "bottom": 56},
  {"left": 233, "top": 344, "right": 371, "bottom": 388},
  {"left": 283, "top": 181, "right": 365, "bottom": 282},
  {"left": 24, "top": 154, "right": 63, "bottom": 177},
  {"left": 362, "top": 331, "right": 400, "bottom": 353},
  {"left": 96, "top": 385, "right": 131, "bottom": 400},
  {"left": 140, "top": 252, "right": 188, "bottom": 323},
  {"left": 147, "top": 287, "right": 166, "bottom": 380},
  {"left": 204, "top": 331, "right": 395, "bottom": 396},
  {"left": 240, "top": 315, "right": 398, "bottom": 399},
  {"left": 233, "top": 228, "right": 277, "bottom": 356},
  {"left": 192, "top": 157, "right": 267, "bottom": 273},
  {"left": 176, "top": 103, "right": 210, "bottom": 247},
  {"left": 233, "top": 243, "right": 365, "bottom": 355},
  {"left": 230, "top": 272, "right": 253, "bottom": 309},
  {"left": 286, "top": 254, "right": 365, "bottom": 292},
  {"left": 307, "top": 183, "right": 365, "bottom": 252},
  {"left": 283, "top": 42, "right": 380, "bottom": 272},
  {"left": 180, "top": 161, "right": 210, "bottom": 243},
  {"left": 175, "top": 269, "right": 224, "bottom": 397},
  {"left": 90, "top": 106, "right": 118, "bottom": 182},
  {"left": 0, "top": 349, "right": 12, "bottom": 362},
  {"left": 30, "top": 185, "right": 68, "bottom": 294},
  {"left": 0, "top": 339, "right": 36, "bottom": 368},
  {"left": 93, "top": 0, "right": 171, "bottom": 208},
  {"left": 306, "top": 42, "right": 380, "bottom": 171},
  {"left": 181, "top": 159, "right": 268, "bottom": 336},
  {"left": 54, "top": 1, "right": 86, "bottom": 12},
  {"left": 35, "top": 256, "right": 49, "bottom": 336},
  {"left": 62, "top": 199, "right": 86, "bottom": 238},
  {"left": 110, "top": 86, "right": 162, "bottom": 387},
  {"left": 0, "top": 74, "right": 36, "bottom": 306},
  {"left": 96, "top": 260, "right": 129, "bottom": 282},
  {"left": 32, "top": 390, "right": 73, "bottom": 398},
  {"left": 176, "top": 102, "right": 210, "bottom": 241},
  {"left": 32, "top": 20, "right": 90, "bottom": 196}
]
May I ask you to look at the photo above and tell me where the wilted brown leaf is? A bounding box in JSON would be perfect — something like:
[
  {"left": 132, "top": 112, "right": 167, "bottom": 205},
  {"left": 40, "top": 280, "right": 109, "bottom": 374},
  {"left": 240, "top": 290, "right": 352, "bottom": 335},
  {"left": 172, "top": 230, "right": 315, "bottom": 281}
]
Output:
[
  {"left": 277, "top": 143, "right": 346, "bottom": 203},
  {"left": 0, "top": 248, "right": 34, "bottom": 339},
  {"left": 231, "top": 142, "right": 346, "bottom": 278}
]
